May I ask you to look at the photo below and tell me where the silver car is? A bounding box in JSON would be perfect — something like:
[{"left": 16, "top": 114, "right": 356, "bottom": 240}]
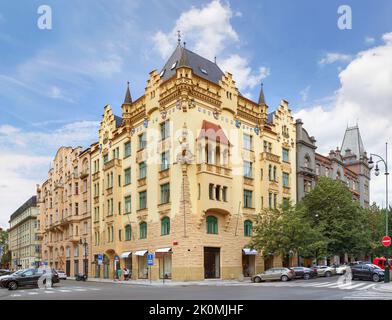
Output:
[
  {"left": 251, "top": 268, "right": 295, "bottom": 282},
  {"left": 315, "top": 265, "right": 336, "bottom": 277}
]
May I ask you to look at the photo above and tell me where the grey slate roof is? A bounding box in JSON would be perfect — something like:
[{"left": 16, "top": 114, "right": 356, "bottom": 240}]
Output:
[
  {"left": 10, "top": 196, "right": 37, "bottom": 221},
  {"left": 267, "top": 111, "right": 275, "bottom": 124},
  {"left": 114, "top": 115, "right": 122, "bottom": 128},
  {"left": 341, "top": 125, "right": 366, "bottom": 158},
  {"left": 258, "top": 83, "right": 266, "bottom": 105},
  {"left": 124, "top": 82, "right": 132, "bottom": 104},
  {"left": 159, "top": 45, "right": 225, "bottom": 85}
]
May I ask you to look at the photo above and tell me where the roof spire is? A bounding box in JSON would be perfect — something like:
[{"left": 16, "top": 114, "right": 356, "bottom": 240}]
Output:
[
  {"left": 177, "top": 30, "right": 181, "bottom": 46},
  {"left": 258, "top": 82, "right": 266, "bottom": 105},
  {"left": 214, "top": 56, "right": 217, "bottom": 64},
  {"left": 123, "top": 81, "right": 132, "bottom": 104}
]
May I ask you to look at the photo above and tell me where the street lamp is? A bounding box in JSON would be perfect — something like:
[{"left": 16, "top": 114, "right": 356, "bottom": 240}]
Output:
[
  {"left": 79, "top": 238, "right": 88, "bottom": 279},
  {"left": 368, "top": 142, "right": 390, "bottom": 283}
]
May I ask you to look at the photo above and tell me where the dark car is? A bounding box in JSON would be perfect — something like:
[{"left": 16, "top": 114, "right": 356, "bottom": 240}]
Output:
[
  {"left": 0, "top": 269, "right": 11, "bottom": 276},
  {"left": 291, "top": 267, "right": 317, "bottom": 280},
  {"left": 0, "top": 268, "right": 60, "bottom": 290},
  {"left": 351, "top": 263, "right": 384, "bottom": 282}
]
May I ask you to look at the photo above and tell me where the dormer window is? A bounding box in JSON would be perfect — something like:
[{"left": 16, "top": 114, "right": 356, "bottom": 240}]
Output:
[
  {"left": 159, "top": 69, "right": 166, "bottom": 77},
  {"left": 200, "top": 67, "right": 208, "bottom": 75},
  {"left": 171, "top": 61, "right": 177, "bottom": 70}
]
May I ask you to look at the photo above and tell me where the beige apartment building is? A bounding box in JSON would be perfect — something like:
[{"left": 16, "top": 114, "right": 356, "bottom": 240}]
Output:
[
  {"left": 8, "top": 196, "right": 41, "bottom": 269},
  {"left": 37, "top": 147, "right": 92, "bottom": 276},
  {"left": 90, "top": 43, "right": 297, "bottom": 281}
]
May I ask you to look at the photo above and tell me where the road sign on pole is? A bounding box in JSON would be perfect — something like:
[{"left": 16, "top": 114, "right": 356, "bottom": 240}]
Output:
[
  {"left": 382, "top": 236, "right": 391, "bottom": 247},
  {"left": 147, "top": 254, "right": 154, "bottom": 266}
]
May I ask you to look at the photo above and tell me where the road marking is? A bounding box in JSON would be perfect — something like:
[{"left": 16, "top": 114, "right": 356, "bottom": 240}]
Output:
[
  {"left": 58, "top": 289, "right": 72, "bottom": 292},
  {"left": 44, "top": 290, "right": 54, "bottom": 294},
  {"left": 74, "top": 288, "right": 87, "bottom": 291},
  {"left": 28, "top": 292, "right": 38, "bottom": 295},
  {"left": 359, "top": 284, "right": 376, "bottom": 290},
  {"left": 11, "top": 294, "right": 22, "bottom": 297}
]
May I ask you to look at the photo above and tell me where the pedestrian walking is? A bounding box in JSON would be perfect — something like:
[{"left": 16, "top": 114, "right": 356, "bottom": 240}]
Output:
[
  {"left": 117, "top": 268, "right": 123, "bottom": 281},
  {"left": 123, "top": 267, "right": 129, "bottom": 281}
]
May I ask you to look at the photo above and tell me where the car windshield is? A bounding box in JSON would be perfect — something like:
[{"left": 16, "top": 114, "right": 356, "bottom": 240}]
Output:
[{"left": 368, "top": 264, "right": 381, "bottom": 269}]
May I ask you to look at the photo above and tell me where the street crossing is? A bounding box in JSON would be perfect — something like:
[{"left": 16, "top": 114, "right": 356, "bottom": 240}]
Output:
[
  {"left": 253, "top": 279, "right": 377, "bottom": 291},
  {"left": 343, "top": 290, "right": 392, "bottom": 300},
  {"left": 8, "top": 286, "right": 101, "bottom": 298}
]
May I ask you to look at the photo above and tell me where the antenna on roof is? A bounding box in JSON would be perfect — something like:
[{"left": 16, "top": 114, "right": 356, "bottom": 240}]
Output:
[
  {"left": 183, "top": 41, "right": 186, "bottom": 49},
  {"left": 177, "top": 30, "right": 181, "bottom": 46},
  {"left": 214, "top": 56, "right": 217, "bottom": 64}
]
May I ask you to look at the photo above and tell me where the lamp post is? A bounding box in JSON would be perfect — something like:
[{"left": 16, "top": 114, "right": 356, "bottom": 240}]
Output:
[
  {"left": 79, "top": 238, "right": 88, "bottom": 279},
  {"left": 368, "top": 142, "right": 390, "bottom": 283}
]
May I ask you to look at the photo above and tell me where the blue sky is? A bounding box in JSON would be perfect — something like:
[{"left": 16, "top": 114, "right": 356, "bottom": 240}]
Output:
[{"left": 0, "top": 0, "right": 392, "bottom": 227}]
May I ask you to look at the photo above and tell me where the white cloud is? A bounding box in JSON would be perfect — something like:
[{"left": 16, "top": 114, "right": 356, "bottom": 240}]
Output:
[
  {"left": 152, "top": 0, "right": 239, "bottom": 61},
  {"left": 365, "top": 36, "right": 375, "bottom": 45},
  {"left": 152, "top": 0, "right": 269, "bottom": 93},
  {"left": 0, "top": 120, "right": 100, "bottom": 227},
  {"left": 296, "top": 32, "right": 392, "bottom": 206},
  {"left": 299, "top": 85, "right": 311, "bottom": 102},
  {"left": 319, "top": 52, "right": 353, "bottom": 65},
  {"left": 220, "top": 54, "right": 269, "bottom": 91}
]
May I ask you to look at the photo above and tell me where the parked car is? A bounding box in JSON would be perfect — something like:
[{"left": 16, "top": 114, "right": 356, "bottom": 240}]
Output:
[
  {"left": 56, "top": 270, "right": 67, "bottom": 280},
  {"left": 315, "top": 265, "right": 336, "bottom": 277},
  {"left": 333, "top": 264, "right": 349, "bottom": 275},
  {"left": 0, "top": 268, "right": 59, "bottom": 290},
  {"left": 251, "top": 268, "right": 295, "bottom": 283},
  {"left": 351, "top": 263, "right": 384, "bottom": 282},
  {"left": 0, "top": 269, "right": 11, "bottom": 276},
  {"left": 0, "top": 269, "right": 25, "bottom": 282},
  {"left": 291, "top": 267, "right": 317, "bottom": 280}
]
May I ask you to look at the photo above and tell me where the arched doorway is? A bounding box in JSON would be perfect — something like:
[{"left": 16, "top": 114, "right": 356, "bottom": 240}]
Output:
[{"left": 103, "top": 254, "right": 110, "bottom": 279}]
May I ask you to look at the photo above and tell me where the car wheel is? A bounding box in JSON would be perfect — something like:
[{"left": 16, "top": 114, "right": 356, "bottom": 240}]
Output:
[
  {"left": 303, "top": 273, "right": 310, "bottom": 280},
  {"left": 325, "top": 271, "right": 332, "bottom": 277},
  {"left": 8, "top": 281, "right": 18, "bottom": 291},
  {"left": 372, "top": 274, "right": 380, "bottom": 282},
  {"left": 254, "top": 276, "right": 262, "bottom": 283},
  {"left": 281, "top": 275, "right": 289, "bottom": 282}
]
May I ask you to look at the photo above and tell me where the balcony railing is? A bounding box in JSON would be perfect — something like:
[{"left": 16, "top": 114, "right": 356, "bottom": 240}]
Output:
[
  {"left": 79, "top": 170, "right": 89, "bottom": 179},
  {"left": 260, "top": 152, "right": 280, "bottom": 163},
  {"left": 197, "top": 163, "right": 232, "bottom": 177},
  {"left": 103, "top": 158, "right": 122, "bottom": 171}
]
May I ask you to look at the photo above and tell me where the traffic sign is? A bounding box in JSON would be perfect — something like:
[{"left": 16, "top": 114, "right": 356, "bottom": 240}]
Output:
[
  {"left": 97, "top": 254, "right": 103, "bottom": 265},
  {"left": 147, "top": 253, "right": 154, "bottom": 266},
  {"left": 382, "top": 236, "right": 391, "bottom": 247}
]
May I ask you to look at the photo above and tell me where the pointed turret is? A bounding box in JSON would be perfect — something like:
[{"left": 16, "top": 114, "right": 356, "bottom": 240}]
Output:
[
  {"left": 341, "top": 125, "right": 366, "bottom": 159},
  {"left": 258, "top": 83, "right": 266, "bottom": 105},
  {"left": 123, "top": 81, "right": 132, "bottom": 104}
]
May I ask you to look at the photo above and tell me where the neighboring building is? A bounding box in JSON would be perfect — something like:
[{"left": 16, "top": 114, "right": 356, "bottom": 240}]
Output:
[
  {"left": 37, "top": 146, "right": 92, "bottom": 276},
  {"left": 296, "top": 122, "right": 370, "bottom": 207},
  {"left": 8, "top": 196, "right": 41, "bottom": 269},
  {"left": 90, "top": 43, "right": 297, "bottom": 281}
]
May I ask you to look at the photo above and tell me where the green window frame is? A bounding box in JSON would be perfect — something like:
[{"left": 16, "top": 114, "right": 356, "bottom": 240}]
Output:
[
  {"left": 124, "top": 141, "right": 131, "bottom": 158},
  {"left": 125, "top": 225, "right": 132, "bottom": 241},
  {"left": 161, "top": 217, "right": 170, "bottom": 236},
  {"left": 139, "top": 191, "right": 147, "bottom": 209},
  {"left": 160, "top": 183, "right": 170, "bottom": 204},
  {"left": 206, "top": 216, "right": 218, "bottom": 234},
  {"left": 283, "top": 172, "right": 289, "bottom": 188},
  {"left": 139, "top": 222, "right": 147, "bottom": 239},
  {"left": 243, "top": 190, "right": 253, "bottom": 208},
  {"left": 124, "top": 196, "right": 131, "bottom": 214},
  {"left": 282, "top": 148, "right": 290, "bottom": 162},
  {"left": 139, "top": 162, "right": 146, "bottom": 179},
  {"left": 244, "top": 220, "right": 253, "bottom": 237},
  {"left": 124, "top": 168, "right": 131, "bottom": 185}
]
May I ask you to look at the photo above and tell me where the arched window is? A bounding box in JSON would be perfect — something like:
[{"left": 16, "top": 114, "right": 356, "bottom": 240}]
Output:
[
  {"left": 206, "top": 216, "right": 218, "bottom": 234},
  {"left": 161, "top": 217, "right": 170, "bottom": 235},
  {"left": 125, "top": 225, "right": 132, "bottom": 241},
  {"left": 244, "top": 220, "right": 253, "bottom": 237},
  {"left": 139, "top": 222, "right": 147, "bottom": 239}
]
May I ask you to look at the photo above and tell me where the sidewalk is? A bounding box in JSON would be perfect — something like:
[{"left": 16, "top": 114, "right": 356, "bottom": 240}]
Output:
[
  {"left": 67, "top": 277, "right": 250, "bottom": 287},
  {"left": 373, "top": 282, "right": 392, "bottom": 292}
]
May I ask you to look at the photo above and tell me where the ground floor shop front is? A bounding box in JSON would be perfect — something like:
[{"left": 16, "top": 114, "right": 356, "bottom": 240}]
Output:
[{"left": 91, "top": 246, "right": 286, "bottom": 281}]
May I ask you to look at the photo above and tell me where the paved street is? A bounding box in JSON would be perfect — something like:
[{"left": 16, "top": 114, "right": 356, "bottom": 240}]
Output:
[{"left": 1, "top": 276, "right": 391, "bottom": 300}]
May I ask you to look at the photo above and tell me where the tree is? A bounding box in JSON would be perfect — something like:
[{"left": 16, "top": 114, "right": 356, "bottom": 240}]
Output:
[
  {"left": 300, "top": 177, "right": 369, "bottom": 259},
  {"left": 250, "top": 204, "right": 316, "bottom": 266},
  {"left": 0, "top": 229, "right": 10, "bottom": 269}
]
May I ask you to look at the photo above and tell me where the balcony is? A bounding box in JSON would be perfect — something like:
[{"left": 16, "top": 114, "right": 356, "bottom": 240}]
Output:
[
  {"left": 79, "top": 170, "right": 89, "bottom": 179},
  {"left": 92, "top": 171, "right": 100, "bottom": 181},
  {"left": 260, "top": 152, "right": 280, "bottom": 164},
  {"left": 54, "top": 182, "right": 64, "bottom": 191},
  {"left": 69, "top": 235, "right": 80, "bottom": 243},
  {"left": 103, "top": 158, "right": 122, "bottom": 171},
  {"left": 196, "top": 163, "right": 232, "bottom": 178}
]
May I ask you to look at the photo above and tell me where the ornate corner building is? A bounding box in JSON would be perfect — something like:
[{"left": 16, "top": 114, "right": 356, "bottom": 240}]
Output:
[
  {"left": 296, "top": 121, "right": 370, "bottom": 207},
  {"left": 37, "top": 146, "right": 91, "bottom": 277},
  {"left": 88, "top": 43, "right": 297, "bottom": 281}
]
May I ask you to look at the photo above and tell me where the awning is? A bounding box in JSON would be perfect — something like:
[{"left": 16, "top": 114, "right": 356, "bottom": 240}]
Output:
[
  {"left": 120, "top": 251, "right": 132, "bottom": 258},
  {"left": 242, "top": 248, "right": 258, "bottom": 255},
  {"left": 134, "top": 250, "right": 148, "bottom": 256},
  {"left": 155, "top": 248, "right": 172, "bottom": 258}
]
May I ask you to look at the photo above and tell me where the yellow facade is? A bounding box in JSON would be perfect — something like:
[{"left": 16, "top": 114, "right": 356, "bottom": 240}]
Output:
[
  {"left": 90, "top": 45, "right": 297, "bottom": 281},
  {"left": 37, "top": 146, "right": 92, "bottom": 277}
]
